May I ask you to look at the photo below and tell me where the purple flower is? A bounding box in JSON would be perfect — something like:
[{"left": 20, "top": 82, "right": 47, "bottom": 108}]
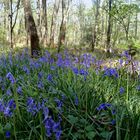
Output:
[
  {"left": 43, "top": 107, "right": 49, "bottom": 120},
  {"left": 97, "top": 103, "right": 111, "bottom": 111},
  {"left": 111, "top": 109, "right": 116, "bottom": 115},
  {"left": 4, "top": 106, "right": 12, "bottom": 117},
  {"left": 17, "top": 86, "right": 22, "bottom": 95},
  {"left": 27, "top": 97, "right": 38, "bottom": 116},
  {"left": 74, "top": 95, "right": 79, "bottom": 106},
  {"left": 136, "top": 85, "right": 140, "bottom": 91},
  {"left": 5, "top": 131, "right": 11, "bottom": 138},
  {"left": 38, "top": 72, "right": 43, "bottom": 79},
  {"left": 55, "top": 130, "right": 62, "bottom": 140},
  {"left": 47, "top": 74, "right": 53, "bottom": 82},
  {"left": 120, "top": 87, "right": 125, "bottom": 94},
  {"left": 6, "top": 72, "right": 15, "bottom": 84},
  {"left": 79, "top": 69, "right": 88, "bottom": 76},
  {"left": 38, "top": 81, "right": 44, "bottom": 89},
  {"left": 8, "top": 99, "right": 16, "bottom": 109},
  {"left": 54, "top": 98, "right": 63, "bottom": 112},
  {"left": 104, "top": 68, "right": 119, "bottom": 78},
  {"left": 72, "top": 67, "right": 79, "bottom": 75},
  {"left": 6, "top": 89, "right": 12, "bottom": 96},
  {"left": 0, "top": 100, "right": 4, "bottom": 112},
  {"left": 111, "top": 119, "right": 116, "bottom": 125},
  {"left": 23, "top": 66, "right": 30, "bottom": 74},
  {"left": 0, "top": 76, "right": 2, "bottom": 83}
]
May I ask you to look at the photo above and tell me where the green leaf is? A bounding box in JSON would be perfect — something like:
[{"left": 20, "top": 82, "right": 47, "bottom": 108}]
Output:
[
  {"left": 100, "top": 131, "right": 110, "bottom": 138},
  {"left": 86, "top": 131, "right": 96, "bottom": 140},
  {"left": 0, "top": 124, "right": 3, "bottom": 134},
  {"left": 4, "top": 123, "right": 11, "bottom": 130},
  {"left": 85, "top": 125, "right": 94, "bottom": 132},
  {"left": 68, "top": 115, "right": 78, "bottom": 125}
]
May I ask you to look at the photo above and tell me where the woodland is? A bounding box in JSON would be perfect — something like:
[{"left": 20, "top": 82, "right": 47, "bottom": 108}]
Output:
[{"left": 0, "top": 0, "right": 140, "bottom": 140}]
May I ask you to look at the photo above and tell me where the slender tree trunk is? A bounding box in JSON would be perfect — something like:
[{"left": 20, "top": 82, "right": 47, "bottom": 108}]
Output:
[
  {"left": 22, "top": 0, "right": 40, "bottom": 56},
  {"left": 50, "top": 0, "right": 60, "bottom": 48},
  {"left": 92, "top": 0, "right": 100, "bottom": 52},
  {"left": 37, "top": 0, "right": 41, "bottom": 37},
  {"left": 135, "top": 11, "right": 138, "bottom": 40},
  {"left": 10, "top": 0, "right": 13, "bottom": 48},
  {"left": 41, "top": 0, "right": 48, "bottom": 45},
  {"left": 106, "top": 0, "right": 113, "bottom": 56},
  {"left": 58, "top": 0, "right": 70, "bottom": 52}
]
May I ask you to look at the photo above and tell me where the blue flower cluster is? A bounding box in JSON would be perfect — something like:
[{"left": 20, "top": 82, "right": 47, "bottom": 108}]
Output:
[
  {"left": 26, "top": 97, "right": 62, "bottom": 139},
  {"left": 0, "top": 99, "right": 16, "bottom": 117},
  {"left": 97, "top": 103, "right": 116, "bottom": 125},
  {"left": 104, "top": 68, "right": 119, "bottom": 78}
]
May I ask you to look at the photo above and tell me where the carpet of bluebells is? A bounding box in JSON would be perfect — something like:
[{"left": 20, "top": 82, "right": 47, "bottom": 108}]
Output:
[{"left": 0, "top": 48, "right": 140, "bottom": 140}]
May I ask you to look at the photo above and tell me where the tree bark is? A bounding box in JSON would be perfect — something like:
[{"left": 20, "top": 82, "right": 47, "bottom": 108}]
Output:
[
  {"left": 106, "top": 0, "right": 113, "bottom": 57},
  {"left": 41, "top": 0, "right": 48, "bottom": 45},
  {"left": 50, "top": 0, "right": 60, "bottom": 48},
  {"left": 58, "top": 0, "right": 70, "bottom": 52},
  {"left": 22, "top": 0, "right": 40, "bottom": 56},
  {"left": 92, "top": 0, "right": 100, "bottom": 52}
]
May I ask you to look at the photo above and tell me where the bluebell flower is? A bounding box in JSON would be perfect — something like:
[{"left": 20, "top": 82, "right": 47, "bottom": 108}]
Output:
[
  {"left": 38, "top": 72, "right": 43, "bottom": 79},
  {"left": 47, "top": 74, "right": 53, "bottom": 82},
  {"left": 72, "top": 67, "right": 79, "bottom": 75},
  {"left": 120, "top": 87, "right": 125, "bottom": 94},
  {"left": 27, "top": 97, "right": 34, "bottom": 105},
  {"left": 56, "top": 55, "right": 63, "bottom": 67},
  {"left": 104, "top": 68, "right": 119, "bottom": 78},
  {"left": 44, "top": 117, "right": 55, "bottom": 136},
  {"left": 136, "top": 85, "right": 140, "bottom": 91},
  {"left": 0, "top": 76, "right": 2, "bottom": 83},
  {"left": 111, "top": 109, "right": 116, "bottom": 115},
  {"left": 111, "top": 119, "right": 116, "bottom": 125},
  {"left": 23, "top": 66, "right": 30, "bottom": 74},
  {"left": 1, "top": 85, "right": 5, "bottom": 91},
  {"left": 74, "top": 95, "right": 79, "bottom": 106},
  {"left": 6, "top": 89, "right": 12, "bottom": 96},
  {"left": 50, "top": 66, "right": 56, "bottom": 71},
  {"left": 46, "top": 129, "right": 52, "bottom": 137},
  {"left": 55, "top": 130, "right": 62, "bottom": 140},
  {"left": 38, "top": 81, "right": 44, "bottom": 89},
  {"left": 43, "top": 107, "right": 49, "bottom": 120},
  {"left": 52, "top": 122, "right": 61, "bottom": 132},
  {"left": 4, "top": 106, "right": 12, "bottom": 117},
  {"left": 17, "top": 86, "right": 22, "bottom": 95},
  {"left": 79, "top": 69, "right": 88, "bottom": 76},
  {"left": 34, "top": 62, "right": 41, "bottom": 69},
  {"left": 64, "top": 58, "right": 71, "bottom": 67},
  {"left": 27, "top": 97, "right": 38, "bottom": 116},
  {"left": 97, "top": 103, "right": 111, "bottom": 111},
  {"left": 5, "top": 131, "right": 11, "bottom": 138},
  {"left": 0, "top": 100, "right": 4, "bottom": 112},
  {"left": 6, "top": 72, "right": 15, "bottom": 84},
  {"left": 8, "top": 99, "right": 16, "bottom": 109},
  {"left": 54, "top": 98, "right": 63, "bottom": 112}
]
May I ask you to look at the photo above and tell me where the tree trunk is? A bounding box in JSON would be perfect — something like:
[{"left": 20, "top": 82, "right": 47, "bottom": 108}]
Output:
[
  {"left": 50, "top": 0, "right": 60, "bottom": 48},
  {"left": 58, "top": 0, "right": 70, "bottom": 52},
  {"left": 22, "top": 0, "right": 40, "bottom": 56},
  {"left": 41, "top": 0, "right": 48, "bottom": 45},
  {"left": 106, "top": 0, "right": 113, "bottom": 57},
  {"left": 92, "top": 0, "right": 100, "bottom": 52},
  {"left": 135, "top": 11, "right": 138, "bottom": 40}
]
